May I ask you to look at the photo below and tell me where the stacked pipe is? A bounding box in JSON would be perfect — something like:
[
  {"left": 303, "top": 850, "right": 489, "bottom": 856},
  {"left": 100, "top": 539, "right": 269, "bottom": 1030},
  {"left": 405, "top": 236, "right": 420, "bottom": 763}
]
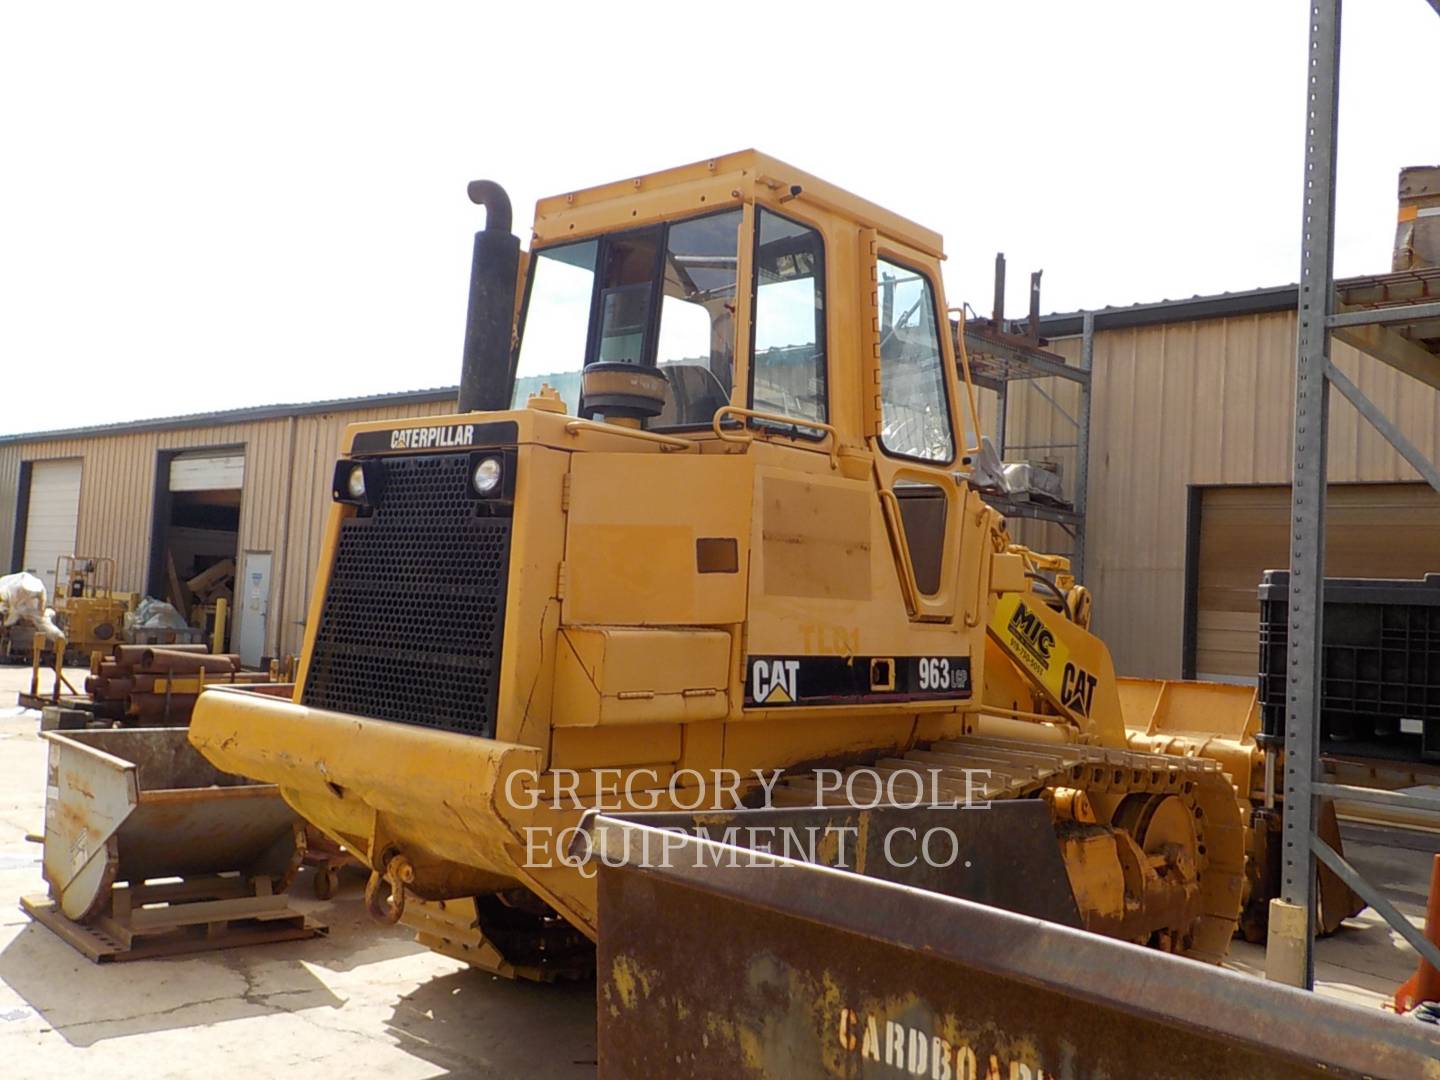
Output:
[{"left": 86, "top": 643, "right": 252, "bottom": 725}]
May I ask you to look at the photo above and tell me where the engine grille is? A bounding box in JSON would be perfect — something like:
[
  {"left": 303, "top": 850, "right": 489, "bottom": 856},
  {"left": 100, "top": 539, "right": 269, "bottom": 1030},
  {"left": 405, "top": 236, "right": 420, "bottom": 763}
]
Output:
[{"left": 302, "top": 452, "right": 511, "bottom": 737}]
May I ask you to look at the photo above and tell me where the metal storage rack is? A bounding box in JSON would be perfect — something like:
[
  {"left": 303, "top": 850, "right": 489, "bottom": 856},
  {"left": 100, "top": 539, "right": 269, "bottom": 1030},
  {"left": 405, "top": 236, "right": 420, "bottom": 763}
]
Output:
[
  {"left": 960, "top": 256, "right": 1095, "bottom": 580},
  {"left": 1270, "top": 0, "right": 1440, "bottom": 989}
]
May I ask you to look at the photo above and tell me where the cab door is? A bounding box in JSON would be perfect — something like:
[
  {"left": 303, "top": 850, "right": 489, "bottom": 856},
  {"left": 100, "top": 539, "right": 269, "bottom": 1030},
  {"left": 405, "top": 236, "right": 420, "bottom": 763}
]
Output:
[{"left": 861, "top": 232, "right": 971, "bottom": 624}]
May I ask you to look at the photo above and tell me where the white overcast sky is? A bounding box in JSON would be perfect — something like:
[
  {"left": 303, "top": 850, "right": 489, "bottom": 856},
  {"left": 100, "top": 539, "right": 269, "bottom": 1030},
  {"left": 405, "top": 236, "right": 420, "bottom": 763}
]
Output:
[{"left": 2, "top": 1, "right": 1436, "bottom": 435}]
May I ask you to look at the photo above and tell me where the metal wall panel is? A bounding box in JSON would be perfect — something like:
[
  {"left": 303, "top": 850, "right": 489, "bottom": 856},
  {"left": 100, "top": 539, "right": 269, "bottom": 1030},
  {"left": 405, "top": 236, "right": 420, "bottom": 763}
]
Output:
[{"left": 0, "top": 442, "right": 20, "bottom": 573}]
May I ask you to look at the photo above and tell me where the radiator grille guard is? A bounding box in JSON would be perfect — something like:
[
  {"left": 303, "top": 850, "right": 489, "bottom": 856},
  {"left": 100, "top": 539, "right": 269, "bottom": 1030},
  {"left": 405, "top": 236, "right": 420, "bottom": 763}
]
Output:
[{"left": 301, "top": 452, "right": 511, "bottom": 738}]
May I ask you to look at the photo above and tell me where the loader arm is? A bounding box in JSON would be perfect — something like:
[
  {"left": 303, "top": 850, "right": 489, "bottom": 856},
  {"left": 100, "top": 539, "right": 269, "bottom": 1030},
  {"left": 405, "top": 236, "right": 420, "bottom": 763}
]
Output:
[{"left": 984, "top": 575, "right": 1366, "bottom": 944}]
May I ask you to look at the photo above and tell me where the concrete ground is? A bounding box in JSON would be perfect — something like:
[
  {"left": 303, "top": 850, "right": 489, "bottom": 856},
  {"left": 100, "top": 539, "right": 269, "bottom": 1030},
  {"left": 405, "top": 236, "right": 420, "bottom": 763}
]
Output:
[
  {"left": 0, "top": 665, "right": 1433, "bottom": 1077},
  {"left": 0, "top": 665, "right": 595, "bottom": 1080},
  {"left": 1227, "top": 834, "right": 1435, "bottom": 1009}
]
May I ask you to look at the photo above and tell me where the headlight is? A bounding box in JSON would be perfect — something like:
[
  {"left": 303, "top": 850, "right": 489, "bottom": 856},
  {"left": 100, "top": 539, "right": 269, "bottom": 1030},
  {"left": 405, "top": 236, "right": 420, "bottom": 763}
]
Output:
[
  {"left": 472, "top": 457, "right": 502, "bottom": 495},
  {"left": 346, "top": 465, "right": 367, "bottom": 499},
  {"left": 332, "top": 458, "right": 383, "bottom": 505}
]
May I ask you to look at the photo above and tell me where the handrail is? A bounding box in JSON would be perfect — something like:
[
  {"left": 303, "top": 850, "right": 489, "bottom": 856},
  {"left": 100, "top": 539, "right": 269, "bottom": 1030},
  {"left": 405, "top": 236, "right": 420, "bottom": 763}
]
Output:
[
  {"left": 877, "top": 488, "right": 920, "bottom": 617},
  {"left": 562, "top": 419, "right": 693, "bottom": 452},
  {"left": 711, "top": 405, "right": 840, "bottom": 468},
  {"left": 949, "top": 307, "right": 985, "bottom": 458}
]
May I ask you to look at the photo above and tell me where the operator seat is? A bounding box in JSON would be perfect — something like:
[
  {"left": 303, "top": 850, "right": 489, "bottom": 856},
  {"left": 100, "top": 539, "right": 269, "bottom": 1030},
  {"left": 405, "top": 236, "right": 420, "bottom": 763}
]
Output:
[{"left": 653, "top": 364, "right": 732, "bottom": 427}]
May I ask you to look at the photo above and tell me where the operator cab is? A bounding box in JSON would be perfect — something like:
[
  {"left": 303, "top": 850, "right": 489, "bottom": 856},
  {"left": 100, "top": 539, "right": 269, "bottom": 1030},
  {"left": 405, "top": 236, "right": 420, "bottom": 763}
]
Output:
[
  {"left": 509, "top": 153, "right": 983, "bottom": 628},
  {"left": 511, "top": 159, "right": 972, "bottom": 477}
]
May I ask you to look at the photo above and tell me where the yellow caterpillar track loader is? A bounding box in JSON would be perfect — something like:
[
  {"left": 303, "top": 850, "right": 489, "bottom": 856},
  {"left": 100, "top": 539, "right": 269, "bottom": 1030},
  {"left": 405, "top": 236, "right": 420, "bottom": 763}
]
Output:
[{"left": 190, "top": 151, "right": 1358, "bottom": 979}]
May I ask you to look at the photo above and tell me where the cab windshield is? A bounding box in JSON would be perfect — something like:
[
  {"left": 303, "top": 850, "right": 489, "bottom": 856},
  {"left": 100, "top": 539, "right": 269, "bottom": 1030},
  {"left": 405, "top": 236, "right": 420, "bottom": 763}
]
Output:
[{"left": 513, "top": 208, "right": 743, "bottom": 428}]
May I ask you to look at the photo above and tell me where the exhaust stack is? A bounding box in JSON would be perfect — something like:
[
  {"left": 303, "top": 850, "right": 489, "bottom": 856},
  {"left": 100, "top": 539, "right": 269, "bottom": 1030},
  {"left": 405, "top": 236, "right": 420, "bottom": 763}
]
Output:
[{"left": 458, "top": 180, "right": 521, "bottom": 413}]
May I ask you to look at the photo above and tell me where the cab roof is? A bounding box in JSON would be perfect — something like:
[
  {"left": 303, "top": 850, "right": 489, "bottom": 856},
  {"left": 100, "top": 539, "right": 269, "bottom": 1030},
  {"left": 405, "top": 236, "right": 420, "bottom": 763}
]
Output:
[{"left": 531, "top": 149, "right": 944, "bottom": 258}]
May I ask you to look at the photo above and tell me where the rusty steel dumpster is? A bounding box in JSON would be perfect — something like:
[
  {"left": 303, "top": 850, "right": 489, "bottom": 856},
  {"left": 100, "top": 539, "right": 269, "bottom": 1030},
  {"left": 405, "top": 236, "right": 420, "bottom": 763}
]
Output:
[{"left": 583, "top": 810, "right": 1440, "bottom": 1080}]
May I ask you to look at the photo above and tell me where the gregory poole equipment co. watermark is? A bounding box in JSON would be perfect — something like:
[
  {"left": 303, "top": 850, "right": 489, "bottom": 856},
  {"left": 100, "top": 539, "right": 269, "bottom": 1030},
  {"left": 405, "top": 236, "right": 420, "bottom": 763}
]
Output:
[{"left": 504, "top": 765, "right": 996, "bottom": 876}]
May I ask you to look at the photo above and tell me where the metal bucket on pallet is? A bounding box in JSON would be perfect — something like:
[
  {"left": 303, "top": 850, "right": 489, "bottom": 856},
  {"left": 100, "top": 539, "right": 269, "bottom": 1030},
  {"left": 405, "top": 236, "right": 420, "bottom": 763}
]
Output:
[{"left": 24, "top": 726, "right": 323, "bottom": 961}]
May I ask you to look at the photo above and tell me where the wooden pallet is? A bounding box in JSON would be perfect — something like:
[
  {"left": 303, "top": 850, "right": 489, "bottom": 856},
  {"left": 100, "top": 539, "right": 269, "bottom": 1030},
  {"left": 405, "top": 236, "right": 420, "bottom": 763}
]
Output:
[{"left": 21, "top": 890, "right": 325, "bottom": 963}]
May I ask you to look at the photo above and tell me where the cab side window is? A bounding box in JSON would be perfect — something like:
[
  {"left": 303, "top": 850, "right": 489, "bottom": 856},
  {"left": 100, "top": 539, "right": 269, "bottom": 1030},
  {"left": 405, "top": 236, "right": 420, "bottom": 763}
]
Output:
[
  {"left": 751, "top": 210, "right": 827, "bottom": 424},
  {"left": 877, "top": 258, "right": 953, "bottom": 462}
]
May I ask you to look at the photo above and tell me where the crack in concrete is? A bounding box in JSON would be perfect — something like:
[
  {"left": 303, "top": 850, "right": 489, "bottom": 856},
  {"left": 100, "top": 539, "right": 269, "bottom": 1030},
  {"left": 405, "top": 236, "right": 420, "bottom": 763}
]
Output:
[
  {"left": 53, "top": 987, "right": 324, "bottom": 1032},
  {"left": 34, "top": 954, "right": 342, "bottom": 1035}
]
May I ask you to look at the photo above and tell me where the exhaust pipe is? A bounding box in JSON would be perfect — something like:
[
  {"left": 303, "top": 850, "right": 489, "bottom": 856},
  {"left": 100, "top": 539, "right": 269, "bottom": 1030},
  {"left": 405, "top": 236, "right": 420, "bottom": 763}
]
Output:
[{"left": 458, "top": 180, "right": 521, "bottom": 413}]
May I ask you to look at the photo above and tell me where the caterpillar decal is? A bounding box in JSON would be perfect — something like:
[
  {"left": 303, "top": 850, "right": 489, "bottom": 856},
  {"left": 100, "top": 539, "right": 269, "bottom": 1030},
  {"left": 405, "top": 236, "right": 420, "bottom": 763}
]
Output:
[
  {"left": 348, "top": 420, "right": 519, "bottom": 455},
  {"left": 1060, "top": 661, "right": 1098, "bottom": 717}
]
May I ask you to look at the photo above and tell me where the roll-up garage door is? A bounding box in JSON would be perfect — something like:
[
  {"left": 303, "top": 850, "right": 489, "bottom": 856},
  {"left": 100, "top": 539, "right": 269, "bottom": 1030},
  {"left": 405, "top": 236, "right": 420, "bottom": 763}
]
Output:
[
  {"left": 21, "top": 459, "right": 83, "bottom": 599},
  {"left": 1194, "top": 483, "right": 1440, "bottom": 683},
  {"left": 169, "top": 450, "right": 245, "bottom": 492}
]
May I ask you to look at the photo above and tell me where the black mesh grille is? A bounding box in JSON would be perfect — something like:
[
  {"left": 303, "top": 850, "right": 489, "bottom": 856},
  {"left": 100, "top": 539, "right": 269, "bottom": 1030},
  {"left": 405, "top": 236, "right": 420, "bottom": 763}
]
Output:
[{"left": 302, "top": 453, "right": 511, "bottom": 737}]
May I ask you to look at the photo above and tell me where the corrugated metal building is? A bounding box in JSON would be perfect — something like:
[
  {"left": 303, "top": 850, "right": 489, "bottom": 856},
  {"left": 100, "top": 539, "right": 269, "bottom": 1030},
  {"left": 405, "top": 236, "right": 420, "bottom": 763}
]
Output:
[
  {"left": 1022, "top": 288, "right": 1440, "bottom": 681},
  {"left": 0, "top": 391, "right": 459, "bottom": 662},
  {"left": 3, "top": 284, "right": 1437, "bottom": 677}
]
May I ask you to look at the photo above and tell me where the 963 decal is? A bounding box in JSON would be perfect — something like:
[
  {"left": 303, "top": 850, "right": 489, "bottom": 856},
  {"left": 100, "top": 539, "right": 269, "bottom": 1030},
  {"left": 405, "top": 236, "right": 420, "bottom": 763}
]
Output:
[{"left": 917, "top": 656, "right": 966, "bottom": 692}]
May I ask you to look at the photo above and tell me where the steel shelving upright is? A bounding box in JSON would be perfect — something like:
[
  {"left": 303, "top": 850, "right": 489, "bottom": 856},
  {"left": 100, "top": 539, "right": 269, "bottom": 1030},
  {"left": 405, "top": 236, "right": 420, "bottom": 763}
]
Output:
[
  {"left": 1267, "top": 0, "right": 1440, "bottom": 990},
  {"left": 959, "top": 264, "right": 1095, "bottom": 581}
]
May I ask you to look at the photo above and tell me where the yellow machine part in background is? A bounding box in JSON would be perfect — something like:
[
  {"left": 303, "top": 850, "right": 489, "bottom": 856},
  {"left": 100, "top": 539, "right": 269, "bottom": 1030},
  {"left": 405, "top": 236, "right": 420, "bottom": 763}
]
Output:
[{"left": 52, "top": 556, "right": 129, "bottom": 661}]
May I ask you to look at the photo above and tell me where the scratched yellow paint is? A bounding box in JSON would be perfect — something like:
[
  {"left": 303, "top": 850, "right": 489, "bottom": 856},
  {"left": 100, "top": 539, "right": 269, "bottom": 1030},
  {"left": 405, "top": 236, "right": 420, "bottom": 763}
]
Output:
[{"left": 608, "top": 954, "right": 654, "bottom": 1011}]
